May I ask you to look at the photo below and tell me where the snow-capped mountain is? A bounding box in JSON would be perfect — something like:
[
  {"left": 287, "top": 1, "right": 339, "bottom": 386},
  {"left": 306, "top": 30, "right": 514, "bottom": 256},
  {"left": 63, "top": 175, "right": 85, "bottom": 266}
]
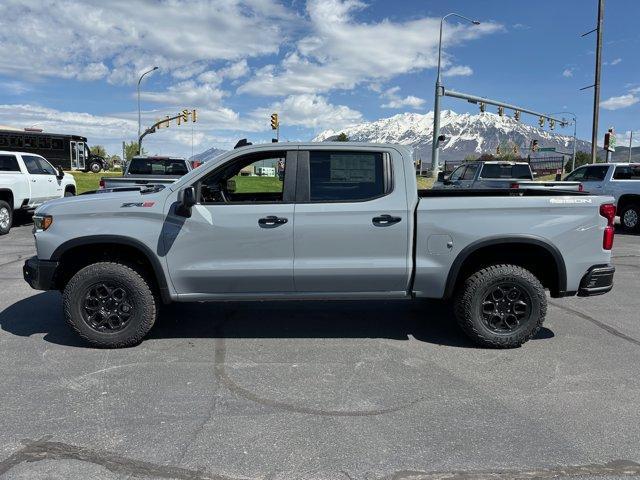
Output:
[{"left": 314, "top": 110, "right": 590, "bottom": 162}]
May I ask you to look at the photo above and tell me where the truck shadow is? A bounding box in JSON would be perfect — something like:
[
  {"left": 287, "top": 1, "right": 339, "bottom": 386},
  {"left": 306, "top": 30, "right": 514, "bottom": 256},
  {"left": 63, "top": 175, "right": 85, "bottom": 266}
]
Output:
[{"left": 0, "top": 292, "right": 554, "bottom": 348}]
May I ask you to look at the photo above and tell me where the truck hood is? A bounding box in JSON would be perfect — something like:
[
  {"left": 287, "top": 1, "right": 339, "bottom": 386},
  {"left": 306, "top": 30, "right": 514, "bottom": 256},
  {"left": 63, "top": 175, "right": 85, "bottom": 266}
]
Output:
[{"left": 35, "top": 189, "right": 165, "bottom": 216}]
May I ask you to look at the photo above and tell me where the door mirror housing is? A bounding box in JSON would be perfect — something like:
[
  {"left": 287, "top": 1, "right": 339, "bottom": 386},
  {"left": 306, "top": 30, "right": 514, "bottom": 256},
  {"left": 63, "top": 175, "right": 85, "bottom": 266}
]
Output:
[
  {"left": 226, "top": 178, "right": 237, "bottom": 193},
  {"left": 56, "top": 166, "right": 65, "bottom": 180},
  {"left": 436, "top": 171, "right": 445, "bottom": 182},
  {"left": 176, "top": 186, "right": 196, "bottom": 217}
]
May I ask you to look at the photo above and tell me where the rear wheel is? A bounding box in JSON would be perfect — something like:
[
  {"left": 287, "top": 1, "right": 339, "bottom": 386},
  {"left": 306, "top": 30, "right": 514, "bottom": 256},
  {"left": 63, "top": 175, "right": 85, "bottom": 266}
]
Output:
[
  {"left": 0, "top": 200, "right": 12, "bottom": 235},
  {"left": 454, "top": 264, "right": 547, "bottom": 348},
  {"left": 63, "top": 262, "right": 157, "bottom": 348},
  {"left": 619, "top": 203, "right": 640, "bottom": 233}
]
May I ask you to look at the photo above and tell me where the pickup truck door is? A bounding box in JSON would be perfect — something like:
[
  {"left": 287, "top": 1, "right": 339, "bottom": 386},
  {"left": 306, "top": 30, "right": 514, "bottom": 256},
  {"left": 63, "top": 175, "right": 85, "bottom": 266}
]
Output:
[
  {"left": 35, "top": 156, "right": 64, "bottom": 199},
  {"left": 293, "top": 149, "right": 409, "bottom": 293},
  {"left": 20, "top": 155, "right": 52, "bottom": 204},
  {"left": 459, "top": 163, "right": 478, "bottom": 188},
  {"left": 163, "top": 150, "right": 297, "bottom": 295},
  {"left": 566, "top": 165, "right": 609, "bottom": 194}
]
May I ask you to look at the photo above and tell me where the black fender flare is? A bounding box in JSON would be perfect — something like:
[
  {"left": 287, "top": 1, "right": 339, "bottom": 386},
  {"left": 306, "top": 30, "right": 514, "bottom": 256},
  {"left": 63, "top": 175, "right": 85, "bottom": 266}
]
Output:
[
  {"left": 443, "top": 235, "right": 567, "bottom": 299},
  {"left": 51, "top": 235, "right": 171, "bottom": 303}
]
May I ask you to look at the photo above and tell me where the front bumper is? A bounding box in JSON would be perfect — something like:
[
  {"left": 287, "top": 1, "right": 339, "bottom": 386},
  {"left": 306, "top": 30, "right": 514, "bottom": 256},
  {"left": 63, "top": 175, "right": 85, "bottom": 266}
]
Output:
[
  {"left": 578, "top": 265, "right": 615, "bottom": 296},
  {"left": 23, "top": 256, "right": 58, "bottom": 291}
]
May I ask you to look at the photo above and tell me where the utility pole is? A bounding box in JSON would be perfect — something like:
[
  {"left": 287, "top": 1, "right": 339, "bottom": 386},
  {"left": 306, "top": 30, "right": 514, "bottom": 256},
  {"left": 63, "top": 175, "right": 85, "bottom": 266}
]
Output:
[
  {"left": 629, "top": 131, "right": 634, "bottom": 163},
  {"left": 581, "top": 0, "right": 604, "bottom": 164}
]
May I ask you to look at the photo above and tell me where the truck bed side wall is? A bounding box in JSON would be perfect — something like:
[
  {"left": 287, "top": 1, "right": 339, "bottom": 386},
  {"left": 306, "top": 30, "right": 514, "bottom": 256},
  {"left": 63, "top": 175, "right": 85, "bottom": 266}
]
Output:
[{"left": 413, "top": 196, "right": 612, "bottom": 298}]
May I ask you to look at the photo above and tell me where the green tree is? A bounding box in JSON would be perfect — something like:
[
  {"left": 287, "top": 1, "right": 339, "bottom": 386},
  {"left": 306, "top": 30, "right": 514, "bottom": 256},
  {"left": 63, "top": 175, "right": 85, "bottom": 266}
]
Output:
[
  {"left": 565, "top": 150, "right": 604, "bottom": 172},
  {"left": 336, "top": 132, "right": 349, "bottom": 142},
  {"left": 90, "top": 145, "right": 107, "bottom": 158},
  {"left": 124, "top": 141, "right": 143, "bottom": 161}
]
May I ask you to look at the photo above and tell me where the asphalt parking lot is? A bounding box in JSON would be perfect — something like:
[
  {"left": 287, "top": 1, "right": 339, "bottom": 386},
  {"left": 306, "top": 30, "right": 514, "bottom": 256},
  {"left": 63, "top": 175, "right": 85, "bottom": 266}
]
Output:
[{"left": 1, "top": 218, "right": 639, "bottom": 480}]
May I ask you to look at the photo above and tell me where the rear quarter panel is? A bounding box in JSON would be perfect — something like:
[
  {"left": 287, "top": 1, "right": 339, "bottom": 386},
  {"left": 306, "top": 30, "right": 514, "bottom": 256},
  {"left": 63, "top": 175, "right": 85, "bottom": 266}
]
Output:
[{"left": 413, "top": 195, "right": 614, "bottom": 297}]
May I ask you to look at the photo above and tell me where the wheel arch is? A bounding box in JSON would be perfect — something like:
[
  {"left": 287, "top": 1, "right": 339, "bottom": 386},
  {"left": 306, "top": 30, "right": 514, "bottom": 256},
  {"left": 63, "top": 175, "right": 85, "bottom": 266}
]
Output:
[
  {"left": 51, "top": 235, "right": 171, "bottom": 303},
  {"left": 617, "top": 194, "right": 640, "bottom": 211},
  {"left": 0, "top": 188, "right": 14, "bottom": 209},
  {"left": 443, "top": 235, "right": 567, "bottom": 299}
]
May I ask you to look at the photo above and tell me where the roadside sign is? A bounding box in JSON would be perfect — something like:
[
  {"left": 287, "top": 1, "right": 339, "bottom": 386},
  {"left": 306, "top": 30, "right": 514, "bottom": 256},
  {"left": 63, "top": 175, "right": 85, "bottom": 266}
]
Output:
[{"left": 604, "top": 128, "right": 616, "bottom": 152}]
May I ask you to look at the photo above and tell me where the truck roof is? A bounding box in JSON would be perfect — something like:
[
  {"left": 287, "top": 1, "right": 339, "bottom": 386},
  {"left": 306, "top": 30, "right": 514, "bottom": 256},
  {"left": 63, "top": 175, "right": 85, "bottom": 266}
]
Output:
[{"left": 0, "top": 150, "right": 45, "bottom": 156}]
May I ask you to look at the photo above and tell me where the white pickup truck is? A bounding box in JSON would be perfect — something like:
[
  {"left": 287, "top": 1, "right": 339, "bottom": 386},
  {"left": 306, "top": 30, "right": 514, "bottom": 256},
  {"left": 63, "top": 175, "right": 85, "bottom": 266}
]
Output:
[
  {"left": 564, "top": 163, "right": 640, "bottom": 232},
  {"left": 0, "top": 151, "right": 76, "bottom": 235}
]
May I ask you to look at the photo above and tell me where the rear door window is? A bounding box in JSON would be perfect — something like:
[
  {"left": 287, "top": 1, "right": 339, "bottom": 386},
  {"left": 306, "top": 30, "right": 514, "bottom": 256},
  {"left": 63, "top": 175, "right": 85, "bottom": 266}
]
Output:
[
  {"left": 0, "top": 155, "right": 20, "bottom": 172},
  {"left": 308, "top": 151, "right": 386, "bottom": 202},
  {"left": 613, "top": 165, "right": 640, "bottom": 180}
]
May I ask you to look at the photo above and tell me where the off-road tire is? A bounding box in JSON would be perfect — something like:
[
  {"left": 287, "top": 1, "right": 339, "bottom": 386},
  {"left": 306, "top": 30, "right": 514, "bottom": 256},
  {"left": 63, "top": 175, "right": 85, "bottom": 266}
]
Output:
[
  {"left": 454, "top": 264, "right": 547, "bottom": 348},
  {"left": 63, "top": 262, "right": 157, "bottom": 348},
  {"left": 619, "top": 203, "right": 640, "bottom": 233},
  {"left": 0, "top": 200, "right": 12, "bottom": 235}
]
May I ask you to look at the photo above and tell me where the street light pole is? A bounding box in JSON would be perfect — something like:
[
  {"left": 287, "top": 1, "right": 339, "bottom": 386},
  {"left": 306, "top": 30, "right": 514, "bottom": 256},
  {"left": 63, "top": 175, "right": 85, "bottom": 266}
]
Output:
[
  {"left": 137, "top": 66, "right": 159, "bottom": 147},
  {"left": 591, "top": 0, "right": 604, "bottom": 164},
  {"left": 431, "top": 13, "right": 480, "bottom": 178}
]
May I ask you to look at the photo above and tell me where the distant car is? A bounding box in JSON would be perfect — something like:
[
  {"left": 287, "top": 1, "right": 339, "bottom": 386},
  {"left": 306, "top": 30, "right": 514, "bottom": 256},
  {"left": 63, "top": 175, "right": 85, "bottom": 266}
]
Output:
[
  {"left": 433, "top": 161, "right": 582, "bottom": 191},
  {"left": 564, "top": 163, "right": 640, "bottom": 232},
  {"left": 0, "top": 151, "right": 76, "bottom": 234},
  {"left": 100, "top": 156, "right": 192, "bottom": 191}
]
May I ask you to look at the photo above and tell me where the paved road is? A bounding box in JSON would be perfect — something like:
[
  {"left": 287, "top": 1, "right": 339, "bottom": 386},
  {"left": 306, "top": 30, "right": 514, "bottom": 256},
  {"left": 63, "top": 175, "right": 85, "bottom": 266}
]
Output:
[{"left": 1, "top": 220, "right": 639, "bottom": 479}]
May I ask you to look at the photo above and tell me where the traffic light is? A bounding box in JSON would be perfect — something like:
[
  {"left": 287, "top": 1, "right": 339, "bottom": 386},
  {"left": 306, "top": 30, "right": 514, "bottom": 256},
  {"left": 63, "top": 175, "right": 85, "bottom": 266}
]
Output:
[
  {"left": 164, "top": 116, "right": 170, "bottom": 128},
  {"left": 538, "top": 116, "right": 545, "bottom": 127},
  {"left": 531, "top": 139, "right": 539, "bottom": 152},
  {"left": 270, "top": 113, "right": 279, "bottom": 130},
  {"left": 549, "top": 119, "right": 555, "bottom": 130},
  {"left": 479, "top": 102, "right": 486, "bottom": 113},
  {"left": 514, "top": 110, "right": 521, "bottom": 121},
  {"left": 498, "top": 106, "right": 504, "bottom": 117},
  {"left": 192, "top": 109, "right": 197, "bottom": 123}
]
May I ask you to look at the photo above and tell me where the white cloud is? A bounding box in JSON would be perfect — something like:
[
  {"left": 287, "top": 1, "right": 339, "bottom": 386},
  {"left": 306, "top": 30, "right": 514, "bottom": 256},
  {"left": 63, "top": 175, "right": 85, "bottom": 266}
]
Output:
[
  {"left": 250, "top": 94, "right": 362, "bottom": 130},
  {"left": 442, "top": 65, "right": 473, "bottom": 77},
  {"left": 562, "top": 68, "right": 574, "bottom": 78},
  {"left": 380, "top": 87, "right": 425, "bottom": 109},
  {"left": 0, "top": 0, "right": 293, "bottom": 83},
  {"left": 0, "top": 80, "right": 30, "bottom": 95},
  {"left": 600, "top": 94, "right": 639, "bottom": 110},
  {"left": 607, "top": 58, "right": 622, "bottom": 66},
  {"left": 239, "top": 0, "right": 501, "bottom": 96}
]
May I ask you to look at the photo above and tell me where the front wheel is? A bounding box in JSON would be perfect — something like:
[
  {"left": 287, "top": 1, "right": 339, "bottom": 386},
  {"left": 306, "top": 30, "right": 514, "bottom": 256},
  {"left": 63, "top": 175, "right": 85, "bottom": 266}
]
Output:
[
  {"left": 0, "top": 200, "right": 13, "bottom": 235},
  {"left": 454, "top": 264, "right": 547, "bottom": 348},
  {"left": 63, "top": 262, "right": 158, "bottom": 348},
  {"left": 619, "top": 203, "right": 640, "bottom": 233}
]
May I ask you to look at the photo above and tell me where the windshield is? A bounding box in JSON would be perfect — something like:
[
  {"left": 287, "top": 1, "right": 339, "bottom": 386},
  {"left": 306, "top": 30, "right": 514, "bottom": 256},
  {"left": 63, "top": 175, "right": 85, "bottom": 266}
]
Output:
[
  {"left": 127, "top": 158, "right": 188, "bottom": 176},
  {"left": 480, "top": 164, "right": 532, "bottom": 179}
]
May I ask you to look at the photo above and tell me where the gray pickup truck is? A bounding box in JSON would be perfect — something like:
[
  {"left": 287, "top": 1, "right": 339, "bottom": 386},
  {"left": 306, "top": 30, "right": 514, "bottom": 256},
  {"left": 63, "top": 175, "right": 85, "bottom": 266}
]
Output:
[
  {"left": 23, "top": 143, "right": 616, "bottom": 349},
  {"left": 434, "top": 160, "right": 582, "bottom": 191},
  {"left": 100, "top": 156, "right": 191, "bottom": 191}
]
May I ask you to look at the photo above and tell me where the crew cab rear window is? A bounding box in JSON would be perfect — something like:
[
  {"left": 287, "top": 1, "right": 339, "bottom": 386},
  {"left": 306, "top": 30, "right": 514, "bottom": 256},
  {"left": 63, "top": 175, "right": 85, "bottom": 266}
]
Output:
[
  {"left": 309, "top": 151, "right": 386, "bottom": 202},
  {"left": 0, "top": 155, "right": 19, "bottom": 172},
  {"left": 480, "top": 164, "right": 532, "bottom": 179},
  {"left": 128, "top": 158, "right": 188, "bottom": 175},
  {"left": 613, "top": 165, "right": 640, "bottom": 180}
]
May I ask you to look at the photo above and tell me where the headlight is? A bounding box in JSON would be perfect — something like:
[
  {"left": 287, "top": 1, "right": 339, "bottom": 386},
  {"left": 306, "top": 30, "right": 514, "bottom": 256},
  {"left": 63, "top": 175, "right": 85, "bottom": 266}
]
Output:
[{"left": 33, "top": 215, "right": 53, "bottom": 232}]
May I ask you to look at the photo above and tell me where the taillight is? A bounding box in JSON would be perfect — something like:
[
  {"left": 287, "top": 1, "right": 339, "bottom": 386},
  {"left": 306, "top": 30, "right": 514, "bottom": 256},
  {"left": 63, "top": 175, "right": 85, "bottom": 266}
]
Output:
[
  {"left": 578, "top": 183, "right": 584, "bottom": 192},
  {"left": 99, "top": 179, "right": 105, "bottom": 189},
  {"left": 509, "top": 182, "right": 519, "bottom": 189},
  {"left": 599, "top": 203, "right": 616, "bottom": 250}
]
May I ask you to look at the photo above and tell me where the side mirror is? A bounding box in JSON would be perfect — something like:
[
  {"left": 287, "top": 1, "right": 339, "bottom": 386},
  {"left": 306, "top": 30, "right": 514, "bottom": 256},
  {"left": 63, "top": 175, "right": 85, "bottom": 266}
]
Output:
[
  {"left": 436, "top": 171, "right": 445, "bottom": 182},
  {"left": 56, "top": 166, "right": 64, "bottom": 180},
  {"left": 226, "top": 178, "right": 237, "bottom": 193},
  {"left": 176, "top": 186, "right": 196, "bottom": 217}
]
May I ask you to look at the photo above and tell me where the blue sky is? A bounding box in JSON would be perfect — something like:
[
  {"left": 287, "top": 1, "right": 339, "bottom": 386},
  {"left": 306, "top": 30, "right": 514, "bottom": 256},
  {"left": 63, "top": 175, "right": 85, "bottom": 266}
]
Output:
[{"left": 0, "top": 0, "right": 638, "bottom": 157}]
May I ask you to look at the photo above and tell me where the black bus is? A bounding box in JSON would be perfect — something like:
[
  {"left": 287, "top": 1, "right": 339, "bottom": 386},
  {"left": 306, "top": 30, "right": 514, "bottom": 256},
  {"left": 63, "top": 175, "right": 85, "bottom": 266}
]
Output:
[{"left": 0, "top": 129, "right": 106, "bottom": 172}]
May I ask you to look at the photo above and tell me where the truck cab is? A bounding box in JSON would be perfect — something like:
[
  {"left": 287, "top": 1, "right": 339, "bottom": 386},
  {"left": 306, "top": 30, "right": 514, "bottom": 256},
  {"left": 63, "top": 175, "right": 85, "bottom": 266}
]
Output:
[{"left": 0, "top": 151, "right": 76, "bottom": 234}]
